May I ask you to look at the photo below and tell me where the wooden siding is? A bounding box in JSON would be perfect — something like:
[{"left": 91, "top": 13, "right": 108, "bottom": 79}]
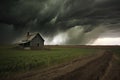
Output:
[{"left": 30, "top": 34, "right": 44, "bottom": 47}]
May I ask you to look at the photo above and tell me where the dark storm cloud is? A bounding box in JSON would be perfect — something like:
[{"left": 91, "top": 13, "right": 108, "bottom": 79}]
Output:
[
  {"left": 0, "top": 24, "right": 15, "bottom": 44},
  {"left": 56, "top": 0, "right": 120, "bottom": 31},
  {"left": 0, "top": 0, "right": 64, "bottom": 32},
  {"left": 0, "top": 0, "right": 120, "bottom": 44},
  {"left": 0, "top": 0, "right": 45, "bottom": 25}
]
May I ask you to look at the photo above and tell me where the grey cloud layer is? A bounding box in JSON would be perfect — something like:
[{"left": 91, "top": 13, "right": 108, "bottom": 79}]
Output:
[{"left": 0, "top": 0, "right": 120, "bottom": 44}]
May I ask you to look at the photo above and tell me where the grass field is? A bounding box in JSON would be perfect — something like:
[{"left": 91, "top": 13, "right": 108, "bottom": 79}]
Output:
[{"left": 0, "top": 46, "right": 99, "bottom": 77}]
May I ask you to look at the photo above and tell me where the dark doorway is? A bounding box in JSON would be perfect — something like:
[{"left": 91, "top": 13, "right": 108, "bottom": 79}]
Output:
[
  {"left": 37, "top": 43, "right": 39, "bottom": 47},
  {"left": 24, "top": 42, "right": 30, "bottom": 47}
]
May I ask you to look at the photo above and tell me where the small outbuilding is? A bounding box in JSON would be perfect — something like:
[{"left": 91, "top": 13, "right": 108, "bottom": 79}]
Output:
[{"left": 18, "top": 32, "right": 44, "bottom": 49}]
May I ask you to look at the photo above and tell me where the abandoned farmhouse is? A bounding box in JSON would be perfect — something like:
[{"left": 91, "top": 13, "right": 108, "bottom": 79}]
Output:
[{"left": 18, "top": 32, "right": 44, "bottom": 49}]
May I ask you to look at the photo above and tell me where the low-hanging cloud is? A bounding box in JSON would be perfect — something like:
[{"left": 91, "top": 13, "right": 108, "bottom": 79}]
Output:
[{"left": 45, "top": 26, "right": 84, "bottom": 45}]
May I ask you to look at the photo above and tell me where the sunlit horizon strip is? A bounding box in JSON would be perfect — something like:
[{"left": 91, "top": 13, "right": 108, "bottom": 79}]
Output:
[{"left": 89, "top": 38, "right": 120, "bottom": 45}]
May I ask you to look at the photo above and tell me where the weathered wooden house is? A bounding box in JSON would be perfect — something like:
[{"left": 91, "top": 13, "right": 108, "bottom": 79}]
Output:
[{"left": 18, "top": 32, "right": 44, "bottom": 49}]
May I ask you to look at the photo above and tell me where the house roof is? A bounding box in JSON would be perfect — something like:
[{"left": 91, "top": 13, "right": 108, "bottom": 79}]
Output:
[{"left": 17, "top": 32, "right": 44, "bottom": 44}]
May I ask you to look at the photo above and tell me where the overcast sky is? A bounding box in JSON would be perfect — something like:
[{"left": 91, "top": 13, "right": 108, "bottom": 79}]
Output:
[{"left": 0, "top": 0, "right": 120, "bottom": 45}]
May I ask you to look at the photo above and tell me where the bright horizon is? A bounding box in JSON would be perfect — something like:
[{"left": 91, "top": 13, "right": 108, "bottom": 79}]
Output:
[{"left": 89, "top": 38, "right": 120, "bottom": 45}]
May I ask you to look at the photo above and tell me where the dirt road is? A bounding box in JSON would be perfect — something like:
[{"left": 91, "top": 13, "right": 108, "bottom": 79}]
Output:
[{"left": 5, "top": 50, "right": 120, "bottom": 80}]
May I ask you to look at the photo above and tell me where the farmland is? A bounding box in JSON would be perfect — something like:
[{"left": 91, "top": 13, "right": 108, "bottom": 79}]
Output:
[{"left": 0, "top": 45, "right": 99, "bottom": 78}]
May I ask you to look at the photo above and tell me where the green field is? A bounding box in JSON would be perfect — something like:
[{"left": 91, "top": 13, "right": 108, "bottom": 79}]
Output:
[{"left": 0, "top": 46, "right": 99, "bottom": 77}]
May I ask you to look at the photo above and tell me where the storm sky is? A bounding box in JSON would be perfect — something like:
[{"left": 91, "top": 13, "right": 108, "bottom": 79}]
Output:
[{"left": 0, "top": 0, "right": 120, "bottom": 45}]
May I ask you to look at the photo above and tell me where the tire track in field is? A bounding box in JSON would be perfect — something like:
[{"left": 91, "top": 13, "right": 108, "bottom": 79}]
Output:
[
  {"left": 4, "top": 50, "right": 116, "bottom": 80},
  {"left": 100, "top": 54, "right": 120, "bottom": 80},
  {"left": 53, "top": 51, "right": 113, "bottom": 80},
  {"left": 22, "top": 50, "right": 111, "bottom": 80}
]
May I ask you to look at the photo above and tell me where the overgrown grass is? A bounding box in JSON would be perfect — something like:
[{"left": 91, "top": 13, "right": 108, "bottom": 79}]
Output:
[
  {"left": 0, "top": 46, "right": 98, "bottom": 77},
  {"left": 110, "top": 47, "right": 120, "bottom": 57}
]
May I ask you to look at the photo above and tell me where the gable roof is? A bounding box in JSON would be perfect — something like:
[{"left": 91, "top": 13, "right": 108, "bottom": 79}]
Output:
[{"left": 17, "top": 32, "right": 44, "bottom": 44}]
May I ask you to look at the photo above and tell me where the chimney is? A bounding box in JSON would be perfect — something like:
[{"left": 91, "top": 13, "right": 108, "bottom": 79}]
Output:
[{"left": 27, "top": 32, "right": 30, "bottom": 37}]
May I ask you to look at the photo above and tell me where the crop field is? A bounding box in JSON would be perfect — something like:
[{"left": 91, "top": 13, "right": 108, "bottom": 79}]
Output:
[{"left": 0, "top": 45, "right": 99, "bottom": 77}]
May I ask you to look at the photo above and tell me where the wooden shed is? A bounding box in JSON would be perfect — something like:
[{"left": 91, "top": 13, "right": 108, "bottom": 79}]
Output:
[{"left": 18, "top": 32, "right": 44, "bottom": 49}]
